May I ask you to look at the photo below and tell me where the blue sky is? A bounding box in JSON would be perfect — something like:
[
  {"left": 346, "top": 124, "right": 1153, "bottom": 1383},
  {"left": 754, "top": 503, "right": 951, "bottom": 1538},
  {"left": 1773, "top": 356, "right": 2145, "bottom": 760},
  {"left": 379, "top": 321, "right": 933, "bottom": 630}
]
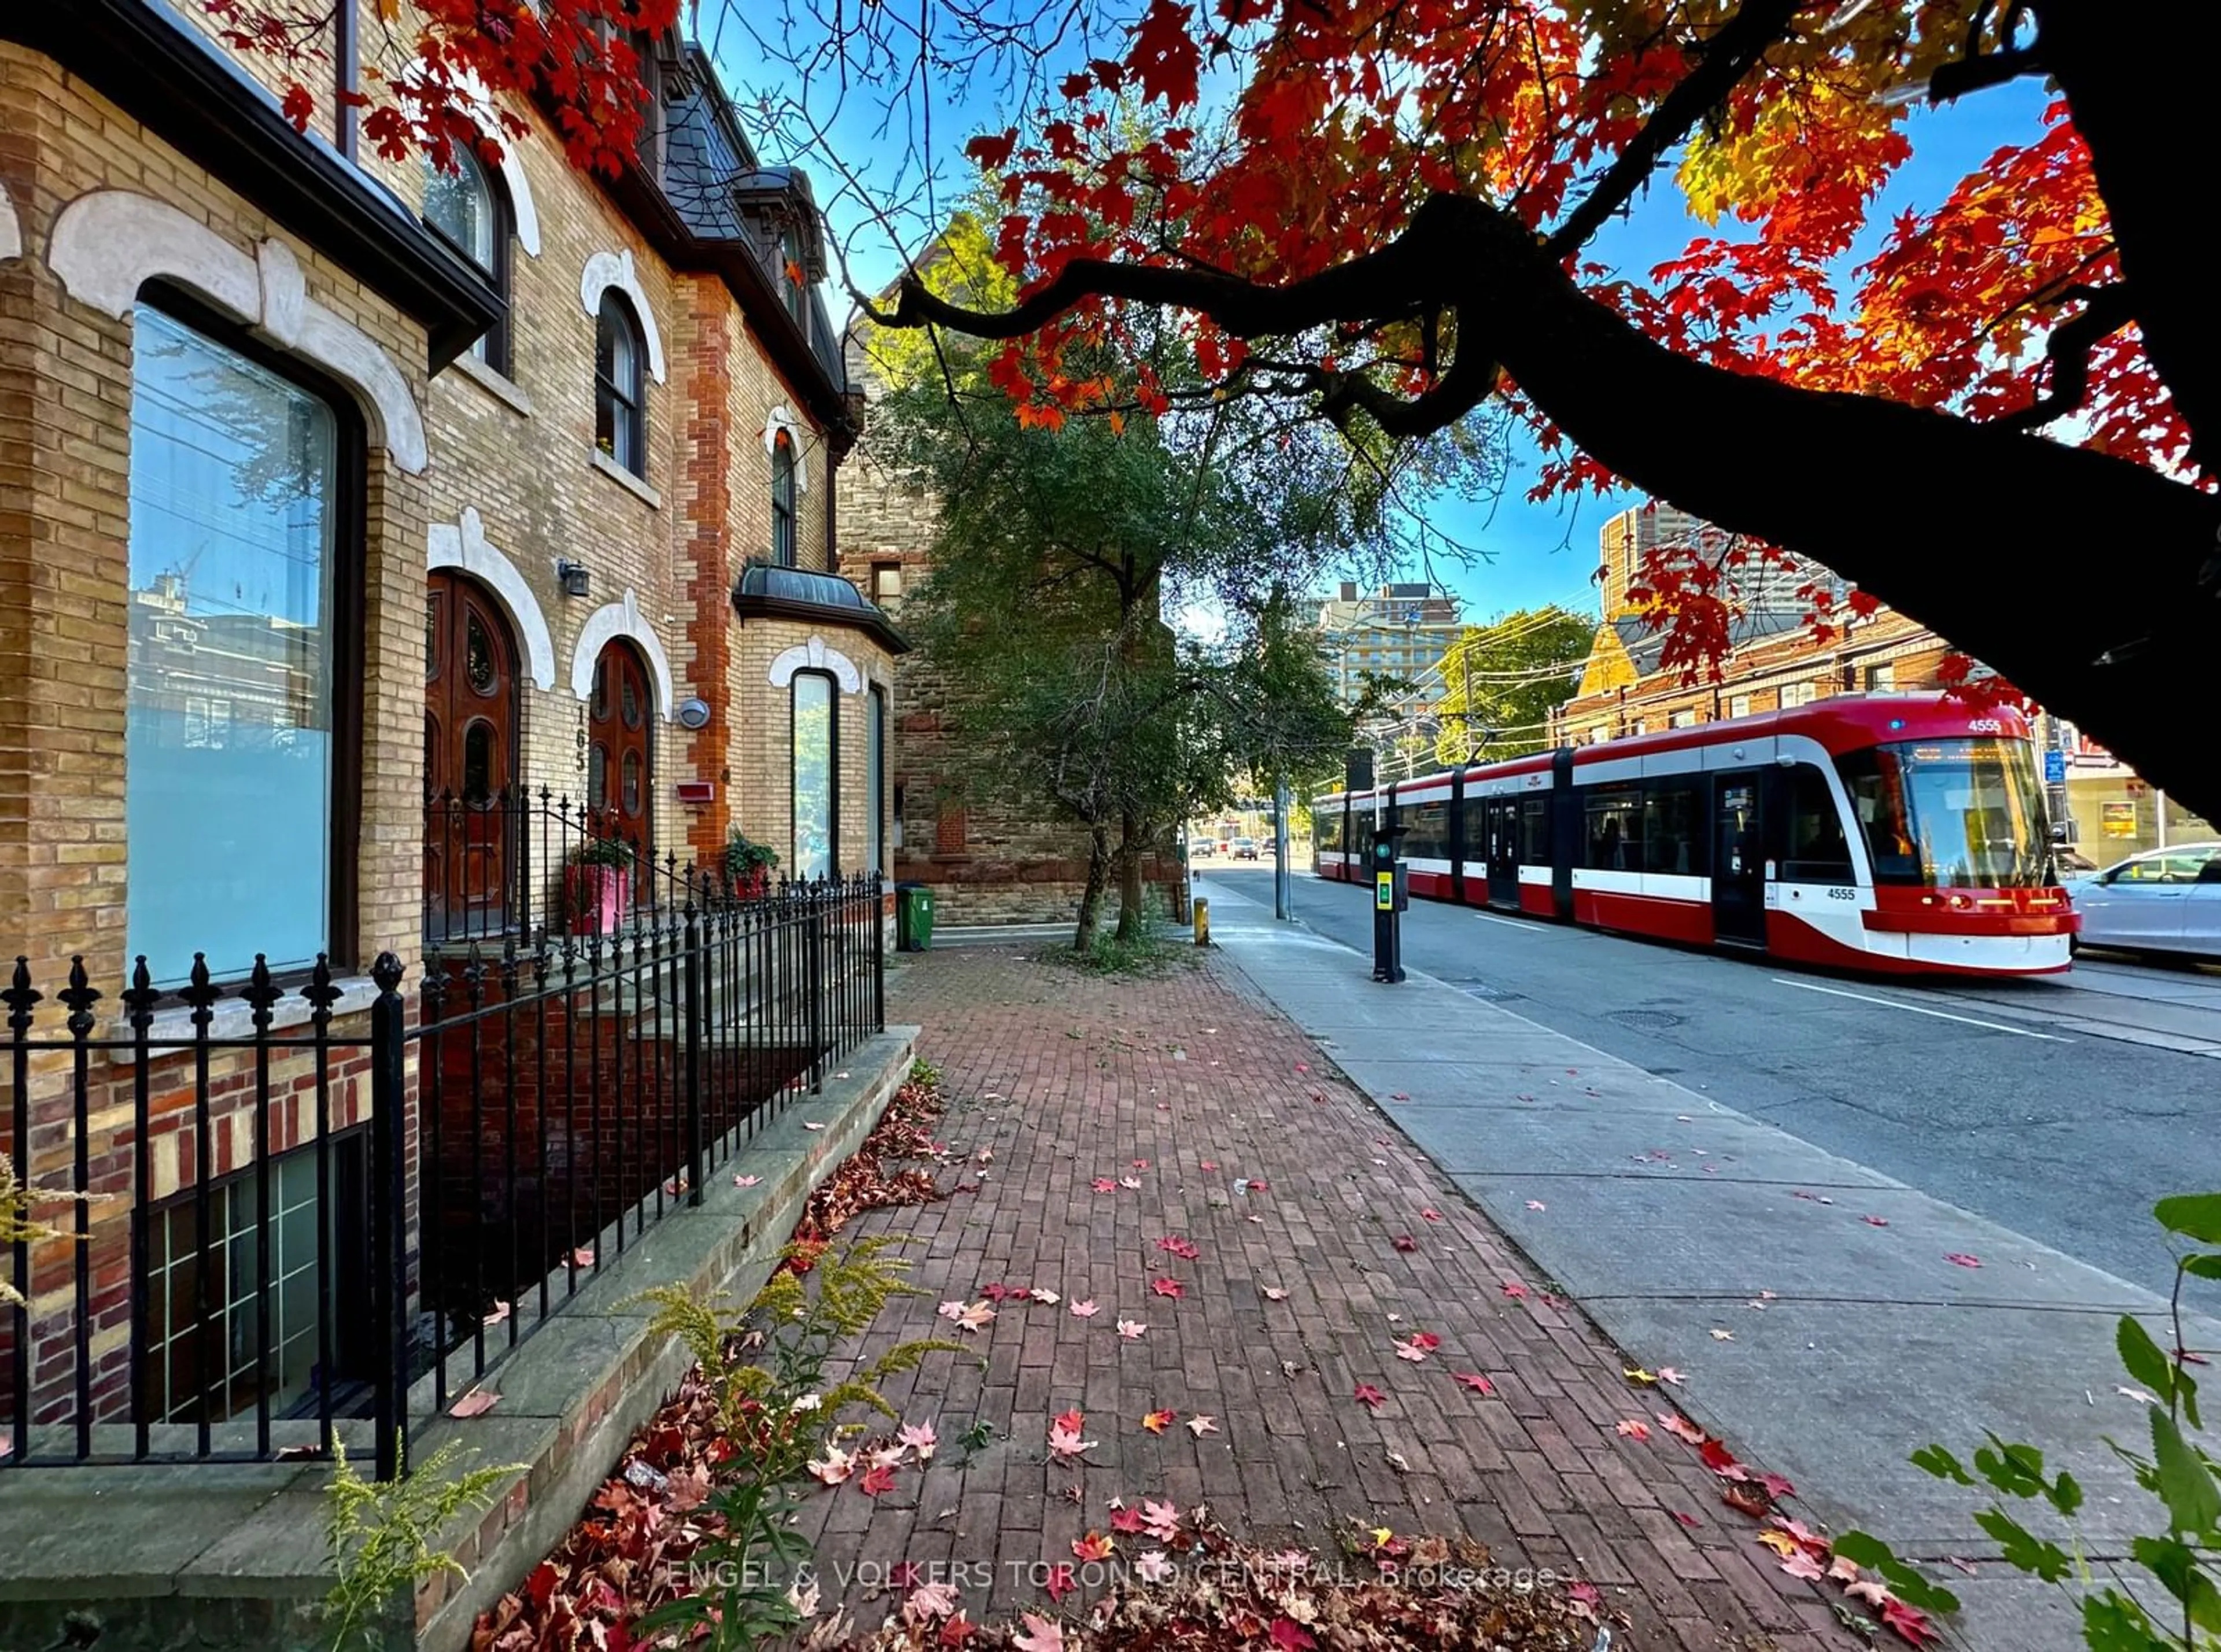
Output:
[{"left": 722, "top": 25, "right": 2052, "bottom": 628}]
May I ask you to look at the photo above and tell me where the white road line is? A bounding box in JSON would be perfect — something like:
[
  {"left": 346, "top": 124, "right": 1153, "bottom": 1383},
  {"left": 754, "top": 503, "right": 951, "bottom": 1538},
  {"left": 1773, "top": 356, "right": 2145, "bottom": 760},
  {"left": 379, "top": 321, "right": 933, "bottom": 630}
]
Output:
[
  {"left": 1472, "top": 912, "right": 1531, "bottom": 930},
  {"left": 1773, "top": 978, "right": 2074, "bottom": 1042}
]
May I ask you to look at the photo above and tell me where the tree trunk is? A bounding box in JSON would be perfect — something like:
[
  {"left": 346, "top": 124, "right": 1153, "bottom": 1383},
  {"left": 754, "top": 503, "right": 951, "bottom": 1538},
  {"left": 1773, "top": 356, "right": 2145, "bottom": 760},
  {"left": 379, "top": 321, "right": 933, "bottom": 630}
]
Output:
[
  {"left": 1115, "top": 808, "right": 1146, "bottom": 942},
  {"left": 1073, "top": 820, "right": 1112, "bottom": 951}
]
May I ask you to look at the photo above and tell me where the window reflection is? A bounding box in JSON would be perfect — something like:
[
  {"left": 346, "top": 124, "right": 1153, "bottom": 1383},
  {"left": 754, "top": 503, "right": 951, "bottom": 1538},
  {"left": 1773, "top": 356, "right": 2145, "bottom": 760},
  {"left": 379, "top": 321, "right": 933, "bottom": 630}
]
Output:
[
  {"left": 792, "top": 672, "right": 834, "bottom": 877},
  {"left": 127, "top": 306, "right": 338, "bottom": 986}
]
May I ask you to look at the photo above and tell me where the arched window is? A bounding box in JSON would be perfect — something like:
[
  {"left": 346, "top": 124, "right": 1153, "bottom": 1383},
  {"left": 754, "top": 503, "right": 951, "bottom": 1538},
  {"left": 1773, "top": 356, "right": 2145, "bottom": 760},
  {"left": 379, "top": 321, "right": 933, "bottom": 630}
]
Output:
[
  {"left": 595, "top": 290, "right": 648, "bottom": 478},
  {"left": 770, "top": 430, "right": 797, "bottom": 566},
  {"left": 423, "top": 145, "right": 512, "bottom": 373}
]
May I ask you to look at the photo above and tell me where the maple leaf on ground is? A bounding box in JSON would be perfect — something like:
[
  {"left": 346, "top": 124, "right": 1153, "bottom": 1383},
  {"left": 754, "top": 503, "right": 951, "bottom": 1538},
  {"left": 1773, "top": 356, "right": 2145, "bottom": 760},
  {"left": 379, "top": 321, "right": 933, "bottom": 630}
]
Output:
[
  {"left": 1393, "top": 1234, "right": 1418, "bottom": 1252},
  {"left": 859, "top": 1463, "right": 898, "bottom": 1496},
  {"left": 1658, "top": 1413, "right": 1707, "bottom": 1444},
  {"left": 1780, "top": 1550, "right": 1827, "bottom": 1581},
  {"left": 1453, "top": 1372, "right": 1495, "bottom": 1394},
  {"left": 1047, "top": 1421, "right": 1094, "bottom": 1459},
  {"left": 1141, "top": 1408, "right": 1177, "bottom": 1434},
  {"left": 1625, "top": 1368, "right": 1658, "bottom": 1387},
  {"left": 1110, "top": 1505, "right": 1146, "bottom": 1534},
  {"left": 1157, "top": 1236, "right": 1201, "bottom": 1259},
  {"left": 1762, "top": 1471, "right": 1796, "bottom": 1499},
  {"left": 1946, "top": 1253, "right": 1983, "bottom": 1269},
  {"left": 1829, "top": 1555, "right": 1861, "bottom": 1583},
  {"left": 1150, "top": 1277, "right": 1185, "bottom": 1299},
  {"left": 1053, "top": 1407, "right": 1084, "bottom": 1434},
  {"left": 733, "top": 1174, "right": 761, "bottom": 1187},
  {"left": 1723, "top": 1484, "right": 1770, "bottom": 1519},
  {"left": 1135, "top": 1550, "right": 1175, "bottom": 1583},
  {"left": 1617, "top": 1419, "right": 1652, "bottom": 1440},
  {"left": 809, "top": 1447, "right": 855, "bottom": 1485},
  {"left": 1073, "top": 1532, "right": 1115, "bottom": 1561},
  {"left": 1031, "top": 1289, "right": 1060, "bottom": 1305},
  {"left": 1882, "top": 1598, "right": 1942, "bottom": 1646},
  {"left": 953, "top": 1301, "right": 995, "bottom": 1332},
  {"left": 1502, "top": 1281, "right": 1530, "bottom": 1300},
  {"left": 1092, "top": 1178, "right": 1117, "bottom": 1193},
  {"left": 1847, "top": 1577, "right": 1894, "bottom": 1607},
  {"left": 1116, "top": 1319, "right": 1147, "bottom": 1339},
  {"left": 1119, "top": 1176, "right": 1142, "bottom": 1190},
  {"left": 1700, "top": 1438, "right": 1748, "bottom": 1480},
  {"left": 1270, "top": 1618, "right": 1318, "bottom": 1651},
  {"left": 1658, "top": 1367, "right": 1688, "bottom": 1385},
  {"left": 1262, "top": 1287, "right": 1289, "bottom": 1301},
  {"left": 1672, "top": 1510, "right": 1702, "bottom": 1528},
  {"left": 1421, "top": 1207, "right": 1442, "bottom": 1222},
  {"left": 1863, "top": 1215, "right": 1891, "bottom": 1227},
  {"left": 1353, "top": 1383, "right": 1388, "bottom": 1411},
  {"left": 1012, "top": 1611, "right": 1065, "bottom": 1652},
  {"left": 1710, "top": 1328, "right": 1735, "bottom": 1341},
  {"left": 1186, "top": 1414, "right": 1219, "bottom": 1437},
  {"left": 1132, "top": 1159, "right": 1149, "bottom": 1170},
  {"left": 482, "top": 1299, "right": 512, "bottom": 1326},
  {"left": 449, "top": 1389, "right": 499, "bottom": 1418},
  {"left": 905, "top": 1581, "right": 961, "bottom": 1625},
  {"left": 570, "top": 1246, "right": 596, "bottom": 1267},
  {"left": 1526, "top": 1200, "right": 1547, "bottom": 1211},
  {"left": 1069, "top": 1299, "right": 1100, "bottom": 1318},
  {"left": 1394, "top": 1341, "right": 1431, "bottom": 1363},
  {"left": 1143, "top": 1498, "right": 1182, "bottom": 1542},
  {"left": 1200, "top": 1160, "right": 1218, "bottom": 1171},
  {"left": 899, "top": 1421, "right": 938, "bottom": 1460}
]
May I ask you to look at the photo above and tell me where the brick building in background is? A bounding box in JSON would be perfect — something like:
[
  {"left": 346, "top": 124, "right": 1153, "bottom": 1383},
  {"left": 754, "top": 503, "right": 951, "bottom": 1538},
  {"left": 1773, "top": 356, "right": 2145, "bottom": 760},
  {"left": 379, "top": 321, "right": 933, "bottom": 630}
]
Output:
[
  {"left": 838, "top": 278, "right": 1179, "bottom": 926},
  {"left": 0, "top": 0, "right": 903, "bottom": 1518}
]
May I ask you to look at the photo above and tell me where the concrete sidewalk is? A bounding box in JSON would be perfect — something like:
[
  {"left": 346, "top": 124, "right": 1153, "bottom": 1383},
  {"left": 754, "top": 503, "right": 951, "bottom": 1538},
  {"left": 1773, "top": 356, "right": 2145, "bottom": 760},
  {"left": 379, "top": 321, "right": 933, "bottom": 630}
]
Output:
[{"left": 1202, "top": 876, "right": 2218, "bottom": 1651}]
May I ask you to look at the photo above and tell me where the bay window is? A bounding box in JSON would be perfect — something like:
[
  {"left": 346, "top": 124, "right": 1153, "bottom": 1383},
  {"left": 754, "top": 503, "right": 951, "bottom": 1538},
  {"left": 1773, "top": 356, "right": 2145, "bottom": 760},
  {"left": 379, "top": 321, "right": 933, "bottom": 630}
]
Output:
[{"left": 791, "top": 670, "right": 836, "bottom": 878}]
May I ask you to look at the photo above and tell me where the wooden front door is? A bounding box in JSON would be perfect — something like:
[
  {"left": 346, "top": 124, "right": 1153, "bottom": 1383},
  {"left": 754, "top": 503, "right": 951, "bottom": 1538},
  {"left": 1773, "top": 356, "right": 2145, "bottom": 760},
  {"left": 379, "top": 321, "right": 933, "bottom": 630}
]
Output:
[
  {"left": 425, "top": 571, "right": 519, "bottom": 938},
  {"left": 586, "top": 640, "right": 653, "bottom": 876}
]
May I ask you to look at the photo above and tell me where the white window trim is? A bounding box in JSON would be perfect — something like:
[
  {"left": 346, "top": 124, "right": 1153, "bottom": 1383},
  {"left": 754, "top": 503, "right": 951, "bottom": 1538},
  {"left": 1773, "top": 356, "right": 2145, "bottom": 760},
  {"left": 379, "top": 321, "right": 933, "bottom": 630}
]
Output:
[
  {"left": 762, "top": 405, "right": 810, "bottom": 492},
  {"left": 768, "top": 635, "right": 861, "bottom": 694},
  {"left": 569, "top": 588, "right": 676, "bottom": 722},
  {"left": 578, "top": 248, "right": 666, "bottom": 383},
  {"left": 46, "top": 193, "right": 428, "bottom": 473},
  {"left": 0, "top": 180, "right": 19, "bottom": 263},
  {"left": 427, "top": 506, "right": 557, "bottom": 690},
  {"left": 397, "top": 63, "right": 543, "bottom": 257}
]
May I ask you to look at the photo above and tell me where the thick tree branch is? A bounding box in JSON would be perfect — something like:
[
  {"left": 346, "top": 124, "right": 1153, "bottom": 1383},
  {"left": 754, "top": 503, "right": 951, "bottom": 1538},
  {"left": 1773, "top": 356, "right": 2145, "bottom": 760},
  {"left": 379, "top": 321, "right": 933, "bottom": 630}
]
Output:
[
  {"left": 2034, "top": 0, "right": 2221, "bottom": 472},
  {"left": 1992, "top": 282, "right": 2135, "bottom": 433},
  {"left": 1545, "top": 0, "right": 1809, "bottom": 258}
]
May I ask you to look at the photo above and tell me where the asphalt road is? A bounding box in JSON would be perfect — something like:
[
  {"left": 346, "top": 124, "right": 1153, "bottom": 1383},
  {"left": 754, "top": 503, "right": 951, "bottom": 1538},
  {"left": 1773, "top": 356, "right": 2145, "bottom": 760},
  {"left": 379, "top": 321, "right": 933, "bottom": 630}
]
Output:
[{"left": 1194, "top": 859, "right": 2221, "bottom": 1297}]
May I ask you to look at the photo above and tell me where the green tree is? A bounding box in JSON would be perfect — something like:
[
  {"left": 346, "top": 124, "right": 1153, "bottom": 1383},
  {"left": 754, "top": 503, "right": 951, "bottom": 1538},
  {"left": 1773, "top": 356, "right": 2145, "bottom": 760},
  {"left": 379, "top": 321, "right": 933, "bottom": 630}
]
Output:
[{"left": 1432, "top": 607, "right": 1595, "bottom": 766}]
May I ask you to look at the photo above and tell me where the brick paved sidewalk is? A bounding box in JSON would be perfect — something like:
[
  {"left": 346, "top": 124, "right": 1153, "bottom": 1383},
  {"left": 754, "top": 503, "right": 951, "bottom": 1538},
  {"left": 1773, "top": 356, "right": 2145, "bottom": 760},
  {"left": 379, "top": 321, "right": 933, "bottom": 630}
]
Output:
[{"left": 797, "top": 945, "right": 1866, "bottom": 1651}]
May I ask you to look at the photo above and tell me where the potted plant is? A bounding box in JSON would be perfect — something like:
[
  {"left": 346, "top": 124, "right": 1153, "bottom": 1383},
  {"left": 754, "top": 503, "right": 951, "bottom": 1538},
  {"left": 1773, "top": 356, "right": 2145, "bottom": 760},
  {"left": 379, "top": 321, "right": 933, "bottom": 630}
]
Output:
[
  {"left": 724, "top": 830, "right": 779, "bottom": 900},
  {"left": 567, "top": 836, "right": 634, "bottom": 935}
]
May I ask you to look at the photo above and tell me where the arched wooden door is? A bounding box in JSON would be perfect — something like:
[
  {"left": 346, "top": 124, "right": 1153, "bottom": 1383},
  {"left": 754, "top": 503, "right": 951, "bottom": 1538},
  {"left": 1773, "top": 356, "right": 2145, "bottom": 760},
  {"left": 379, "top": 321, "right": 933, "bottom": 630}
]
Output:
[
  {"left": 586, "top": 639, "right": 653, "bottom": 882},
  {"left": 425, "top": 570, "right": 519, "bottom": 939}
]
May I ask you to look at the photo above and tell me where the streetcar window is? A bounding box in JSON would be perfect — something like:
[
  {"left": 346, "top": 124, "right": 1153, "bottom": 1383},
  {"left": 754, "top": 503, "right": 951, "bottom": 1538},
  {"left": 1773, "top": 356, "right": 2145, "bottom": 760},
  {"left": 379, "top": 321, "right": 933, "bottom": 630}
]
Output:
[
  {"left": 1404, "top": 801, "right": 1449, "bottom": 859},
  {"left": 1642, "top": 780, "right": 1703, "bottom": 876},
  {"left": 1836, "top": 740, "right": 2050, "bottom": 888},
  {"left": 1780, "top": 764, "right": 1855, "bottom": 883},
  {"left": 1585, "top": 788, "right": 1643, "bottom": 871},
  {"left": 1318, "top": 811, "right": 1343, "bottom": 853},
  {"left": 1462, "top": 798, "right": 1488, "bottom": 859},
  {"left": 1521, "top": 797, "right": 1551, "bottom": 864}
]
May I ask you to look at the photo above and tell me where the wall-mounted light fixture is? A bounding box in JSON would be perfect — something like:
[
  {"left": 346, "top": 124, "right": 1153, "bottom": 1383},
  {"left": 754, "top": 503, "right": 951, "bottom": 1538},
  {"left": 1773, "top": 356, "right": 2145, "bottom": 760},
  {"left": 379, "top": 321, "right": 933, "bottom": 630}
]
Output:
[
  {"left": 676, "top": 696, "right": 711, "bottom": 731},
  {"left": 557, "top": 559, "right": 592, "bottom": 599}
]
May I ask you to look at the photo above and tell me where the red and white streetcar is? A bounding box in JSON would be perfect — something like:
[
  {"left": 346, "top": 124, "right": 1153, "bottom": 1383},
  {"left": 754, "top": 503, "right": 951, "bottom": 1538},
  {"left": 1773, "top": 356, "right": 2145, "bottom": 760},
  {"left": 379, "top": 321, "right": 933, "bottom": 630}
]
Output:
[{"left": 1312, "top": 694, "right": 2077, "bottom": 976}]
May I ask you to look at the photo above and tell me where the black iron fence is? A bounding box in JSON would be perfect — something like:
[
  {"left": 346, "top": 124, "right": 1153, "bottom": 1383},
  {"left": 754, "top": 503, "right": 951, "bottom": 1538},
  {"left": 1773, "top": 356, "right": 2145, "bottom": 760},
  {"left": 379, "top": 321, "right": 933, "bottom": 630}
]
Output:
[
  {"left": 425, "top": 788, "right": 779, "bottom": 947},
  {"left": 2, "top": 871, "right": 884, "bottom": 1478}
]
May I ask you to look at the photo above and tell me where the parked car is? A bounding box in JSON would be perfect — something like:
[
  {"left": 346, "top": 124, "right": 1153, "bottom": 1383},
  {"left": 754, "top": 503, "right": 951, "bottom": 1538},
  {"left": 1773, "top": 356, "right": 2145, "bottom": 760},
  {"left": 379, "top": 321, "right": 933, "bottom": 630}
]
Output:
[
  {"left": 1189, "top": 839, "right": 1214, "bottom": 860},
  {"left": 2064, "top": 842, "right": 2221, "bottom": 958},
  {"left": 1233, "top": 837, "right": 1259, "bottom": 860}
]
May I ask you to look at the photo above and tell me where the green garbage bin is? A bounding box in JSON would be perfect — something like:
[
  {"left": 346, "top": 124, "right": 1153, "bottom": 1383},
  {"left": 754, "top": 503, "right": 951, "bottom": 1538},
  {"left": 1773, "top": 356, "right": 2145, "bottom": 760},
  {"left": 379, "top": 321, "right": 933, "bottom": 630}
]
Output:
[{"left": 895, "top": 883, "right": 935, "bottom": 952}]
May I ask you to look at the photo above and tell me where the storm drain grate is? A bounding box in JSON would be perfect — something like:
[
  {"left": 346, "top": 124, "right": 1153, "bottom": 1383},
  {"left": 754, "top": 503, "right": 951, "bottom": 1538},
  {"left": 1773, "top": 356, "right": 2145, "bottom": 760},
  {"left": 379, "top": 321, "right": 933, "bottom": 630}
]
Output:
[{"left": 1608, "top": 1009, "right": 1688, "bottom": 1031}]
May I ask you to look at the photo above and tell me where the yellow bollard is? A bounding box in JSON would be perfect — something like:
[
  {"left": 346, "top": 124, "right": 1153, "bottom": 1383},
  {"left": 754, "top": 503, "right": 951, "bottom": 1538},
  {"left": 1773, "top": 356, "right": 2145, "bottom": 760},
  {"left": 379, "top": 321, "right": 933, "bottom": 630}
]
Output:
[{"left": 1193, "top": 897, "right": 1211, "bottom": 946}]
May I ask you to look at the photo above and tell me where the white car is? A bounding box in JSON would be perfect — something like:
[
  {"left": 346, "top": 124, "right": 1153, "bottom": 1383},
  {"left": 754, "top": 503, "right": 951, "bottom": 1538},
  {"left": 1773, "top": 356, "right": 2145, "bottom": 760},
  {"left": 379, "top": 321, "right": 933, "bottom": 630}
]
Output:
[{"left": 2065, "top": 842, "right": 2221, "bottom": 958}]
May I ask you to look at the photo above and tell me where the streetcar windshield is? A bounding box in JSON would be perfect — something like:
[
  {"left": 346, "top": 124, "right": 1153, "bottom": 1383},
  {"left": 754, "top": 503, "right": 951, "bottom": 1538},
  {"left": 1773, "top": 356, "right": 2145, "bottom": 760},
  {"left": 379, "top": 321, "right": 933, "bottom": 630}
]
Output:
[{"left": 1837, "top": 738, "right": 2053, "bottom": 888}]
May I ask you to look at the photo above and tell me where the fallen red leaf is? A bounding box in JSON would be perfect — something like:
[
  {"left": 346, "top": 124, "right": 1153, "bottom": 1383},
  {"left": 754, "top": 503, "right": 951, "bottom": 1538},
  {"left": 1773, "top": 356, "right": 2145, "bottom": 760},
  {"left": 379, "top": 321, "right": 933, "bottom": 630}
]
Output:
[
  {"left": 1269, "top": 1617, "right": 1317, "bottom": 1651},
  {"left": 1699, "top": 1439, "right": 1746, "bottom": 1478},
  {"left": 1043, "top": 1562, "right": 1078, "bottom": 1602},
  {"left": 1658, "top": 1414, "right": 1707, "bottom": 1444},
  {"left": 1150, "top": 1276, "right": 1185, "bottom": 1299},
  {"left": 1722, "top": 1484, "right": 1770, "bottom": 1518},
  {"left": 1761, "top": 1471, "right": 1796, "bottom": 1499},
  {"left": 1882, "top": 1597, "right": 1942, "bottom": 1646},
  {"left": 1141, "top": 1408, "right": 1176, "bottom": 1434},
  {"left": 1421, "top": 1207, "right": 1442, "bottom": 1222},
  {"left": 1672, "top": 1509, "right": 1700, "bottom": 1528},
  {"left": 1353, "top": 1383, "right": 1388, "bottom": 1410},
  {"left": 1945, "top": 1253, "right": 1982, "bottom": 1269},
  {"left": 858, "top": 1463, "right": 897, "bottom": 1496},
  {"left": 1501, "top": 1281, "right": 1529, "bottom": 1300},
  {"left": 1110, "top": 1505, "right": 1145, "bottom": 1534},
  {"left": 1862, "top": 1215, "right": 1890, "bottom": 1227},
  {"left": 1393, "top": 1235, "right": 1418, "bottom": 1252},
  {"left": 1452, "top": 1372, "right": 1495, "bottom": 1394}
]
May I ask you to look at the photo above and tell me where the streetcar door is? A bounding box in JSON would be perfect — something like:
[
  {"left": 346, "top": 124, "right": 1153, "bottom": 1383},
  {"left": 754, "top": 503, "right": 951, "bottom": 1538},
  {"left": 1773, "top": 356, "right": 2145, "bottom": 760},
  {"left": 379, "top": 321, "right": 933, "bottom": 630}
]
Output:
[
  {"left": 1486, "top": 799, "right": 1519, "bottom": 908},
  {"left": 1711, "top": 772, "right": 1767, "bottom": 946}
]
